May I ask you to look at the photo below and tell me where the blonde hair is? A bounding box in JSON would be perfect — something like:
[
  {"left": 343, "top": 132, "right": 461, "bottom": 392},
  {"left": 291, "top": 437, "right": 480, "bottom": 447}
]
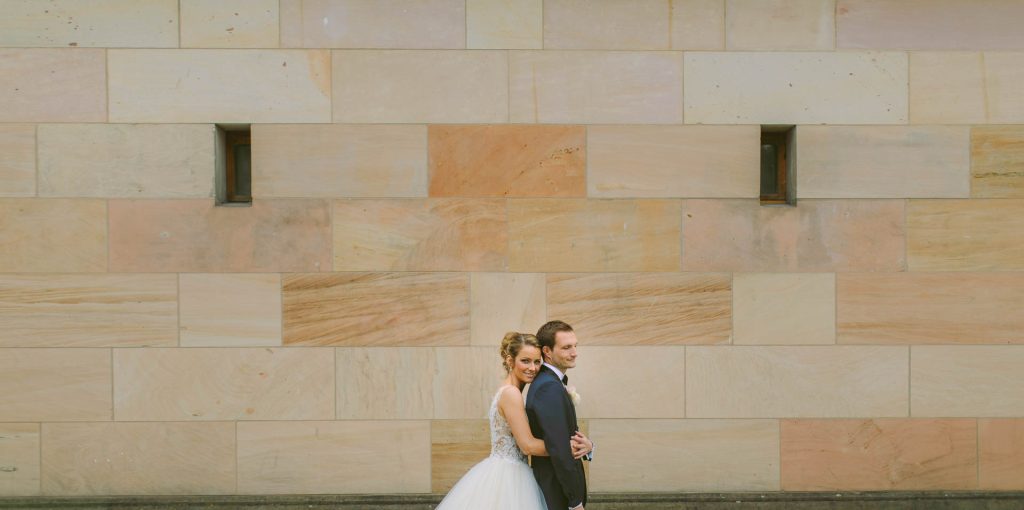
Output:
[{"left": 499, "top": 332, "right": 540, "bottom": 373}]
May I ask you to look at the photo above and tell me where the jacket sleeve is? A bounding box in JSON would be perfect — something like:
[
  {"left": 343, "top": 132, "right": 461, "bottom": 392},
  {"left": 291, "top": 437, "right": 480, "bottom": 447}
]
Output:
[{"left": 531, "top": 380, "right": 585, "bottom": 508}]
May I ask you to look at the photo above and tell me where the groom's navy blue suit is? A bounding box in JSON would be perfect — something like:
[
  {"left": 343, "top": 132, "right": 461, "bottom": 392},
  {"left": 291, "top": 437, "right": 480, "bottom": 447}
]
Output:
[{"left": 525, "top": 364, "right": 587, "bottom": 510}]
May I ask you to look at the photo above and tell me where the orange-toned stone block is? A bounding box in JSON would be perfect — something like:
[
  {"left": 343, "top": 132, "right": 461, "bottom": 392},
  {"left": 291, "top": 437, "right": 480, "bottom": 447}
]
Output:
[
  {"left": 509, "top": 199, "right": 681, "bottom": 272},
  {"left": 682, "top": 199, "right": 905, "bottom": 272},
  {"left": 980, "top": 419, "right": 1024, "bottom": 490},
  {"left": 283, "top": 273, "right": 469, "bottom": 347},
  {"left": 838, "top": 0, "right": 1024, "bottom": 50},
  {"left": 0, "top": 125, "right": 35, "bottom": 197},
  {"left": 908, "top": 199, "right": 1024, "bottom": 271},
  {"left": 543, "top": 0, "right": 670, "bottom": 50},
  {"left": 431, "top": 420, "right": 489, "bottom": 492},
  {"left": 428, "top": 125, "right": 585, "bottom": 198},
  {"left": 972, "top": 126, "right": 1024, "bottom": 198},
  {"left": 0, "top": 423, "right": 39, "bottom": 496},
  {"left": 0, "top": 199, "right": 107, "bottom": 273},
  {"left": 781, "top": 419, "right": 978, "bottom": 490},
  {"left": 0, "top": 349, "right": 111, "bottom": 422},
  {"left": 333, "top": 199, "right": 507, "bottom": 271},
  {"left": 108, "top": 199, "right": 331, "bottom": 273},
  {"left": 547, "top": 273, "right": 730, "bottom": 345},
  {"left": 0, "top": 274, "right": 178, "bottom": 348},
  {"left": 42, "top": 422, "right": 235, "bottom": 495},
  {"left": 838, "top": 272, "right": 1024, "bottom": 345},
  {"left": 0, "top": 49, "right": 106, "bottom": 122}
]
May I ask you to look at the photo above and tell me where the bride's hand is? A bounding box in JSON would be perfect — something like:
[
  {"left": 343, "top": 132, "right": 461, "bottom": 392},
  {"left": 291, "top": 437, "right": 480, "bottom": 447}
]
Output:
[{"left": 570, "top": 432, "right": 592, "bottom": 459}]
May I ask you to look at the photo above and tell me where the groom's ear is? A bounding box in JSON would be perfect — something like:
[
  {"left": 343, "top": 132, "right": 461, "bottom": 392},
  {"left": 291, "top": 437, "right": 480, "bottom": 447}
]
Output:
[{"left": 541, "top": 346, "right": 552, "bottom": 361}]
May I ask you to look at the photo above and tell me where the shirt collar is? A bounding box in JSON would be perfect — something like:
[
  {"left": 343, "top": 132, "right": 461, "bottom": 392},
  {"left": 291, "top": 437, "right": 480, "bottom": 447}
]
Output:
[{"left": 543, "top": 362, "right": 566, "bottom": 384}]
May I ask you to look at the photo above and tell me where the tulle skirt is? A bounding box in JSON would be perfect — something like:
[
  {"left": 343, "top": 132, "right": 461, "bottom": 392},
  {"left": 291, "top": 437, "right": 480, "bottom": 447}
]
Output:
[{"left": 436, "top": 455, "right": 548, "bottom": 510}]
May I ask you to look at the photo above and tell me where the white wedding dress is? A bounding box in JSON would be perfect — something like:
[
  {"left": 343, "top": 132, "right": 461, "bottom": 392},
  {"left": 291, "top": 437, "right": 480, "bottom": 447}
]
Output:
[{"left": 435, "top": 386, "right": 548, "bottom": 510}]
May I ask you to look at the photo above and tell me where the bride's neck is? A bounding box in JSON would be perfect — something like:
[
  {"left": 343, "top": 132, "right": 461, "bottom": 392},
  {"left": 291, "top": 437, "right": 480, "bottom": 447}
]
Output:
[{"left": 503, "top": 375, "right": 525, "bottom": 390}]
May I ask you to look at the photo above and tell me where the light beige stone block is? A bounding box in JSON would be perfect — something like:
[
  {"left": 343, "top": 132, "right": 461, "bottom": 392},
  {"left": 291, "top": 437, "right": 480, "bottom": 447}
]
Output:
[
  {"left": 108, "top": 199, "right": 331, "bottom": 273},
  {"left": 237, "top": 421, "right": 430, "bottom": 494},
  {"left": 547, "top": 273, "right": 730, "bottom": 345},
  {"left": 336, "top": 348, "right": 434, "bottom": 420},
  {"left": 0, "top": 199, "right": 107, "bottom": 273},
  {"left": 985, "top": 52, "right": 1024, "bottom": 123},
  {"left": 570, "top": 347, "right": 685, "bottom": 418},
  {"left": 431, "top": 420, "right": 490, "bottom": 492},
  {"left": 0, "top": 424, "right": 39, "bottom": 496},
  {"left": 333, "top": 199, "right": 507, "bottom": 271},
  {"left": 588, "top": 125, "right": 759, "bottom": 198},
  {"left": 108, "top": 49, "right": 330, "bottom": 123},
  {"left": 0, "top": 349, "right": 111, "bottom": 422},
  {"left": 781, "top": 419, "right": 978, "bottom": 490},
  {"left": 509, "top": 199, "right": 681, "bottom": 272},
  {"left": 838, "top": 273, "right": 1024, "bottom": 345},
  {"left": 179, "top": 274, "right": 281, "bottom": 347},
  {"left": 911, "top": 346, "right": 1024, "bottom": 417},
  {"left": 510, "top": 51, "right": 683, "bottom": 124},
  {"left": 909, "top": 52, "right": 986, "bottom": 124},
  {"left": 544, "top": 0, "right": 670, "bottom": 50},
  {"left": 589, "top": 419, "right": 780, "bottom": 491},
  {"left": 467, "top": 0, "right": 542, "bottom": 49},
  {"left": 283, "top": 273, "right": 469, "bottom": 347},
  {"left": 684, "top": 52, "right": 907, "bottom": 124},
  {"left": 837, "top": 0, "right": 1024, "bottom": 50},
  {"left": 907, "top": 199, "right": 1024, "bottom": 271},
  {"left": 726, "top": 0, "right": 834, "bottom": 50},
  {"left": 38, "top": 124, "right": 215, "bottom": 198},
  {"left": 734, "top": 273, "right": 835, "bottom": 345},
  {"left": 181, "top": 0, "right": 279, "bottom": 48},
  {"left": 281, "top": 0, "right": 464, "bottom": 49},
  {"left": 0, "top": 49, "right": 106, "bottom": 123},
  {"left": 0, "top": 274, "right": 177, "bottom": 348},
  {"left": 671, "top": 0, "right": 725, "bottom": 50},
  {"left": 797, "top": 126, "right": 970, "bottom": 199},
  {"left": 333, "top": 51, "right": 507, "bottom": 123},
  {"left": 470, "top": 273, "right": 546, "bottom": 346},
  {"left": 434, "top": 347, "right": 506, "bottom": 419},
  {"left": 253, "top": 124, "right": 427, "bottom": 198},
  {"left": 0, "top": 0, "right": 178, "bottom": 47},
  {"left": 687, "top": 346, "right": 909, "bottom": 418},
  {"left": 0, "top": 125, "right": 36, "bottom": 197},
  {"left": 681, "top": 199, "right": 906, "bottom": 272},
  {"left": 41, "top": 422, "right": 234, "bottom": 496},
  {"left": 980, "top": 419, "right": 1024, "bottom": 490},
  {"left": 114, "top": 347, "right": 333, "bottom": 421},
  {"left": 972, "top": 126, "right": 1024, "bottom": 198}
]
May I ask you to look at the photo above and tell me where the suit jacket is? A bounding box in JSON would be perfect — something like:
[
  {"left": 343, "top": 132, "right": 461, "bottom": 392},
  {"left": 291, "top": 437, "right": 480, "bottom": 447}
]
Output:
[{"left": 525, "top": 364, "right": 587, "bottom": 510}]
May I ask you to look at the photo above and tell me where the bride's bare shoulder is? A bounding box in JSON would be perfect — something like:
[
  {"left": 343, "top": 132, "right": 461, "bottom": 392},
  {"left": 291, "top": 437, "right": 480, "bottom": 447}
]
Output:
[{"left": 498, "top": 384, "right": 525, "bottom": 404}]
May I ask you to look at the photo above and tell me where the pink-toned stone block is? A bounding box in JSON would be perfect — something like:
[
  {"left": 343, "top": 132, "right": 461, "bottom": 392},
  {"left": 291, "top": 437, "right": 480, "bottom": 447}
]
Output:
[
  {"left": 781, "top": 419, "right": 978, "bottom": 490},
  {"left": 682, "top": 199, "right": 905, "bottom": 272},
  {"left": 283, "top": 272, "right": 469, "bottom": 347},
  {"left": 108, "top": 199, "right": 331, "bottom": 273},
  {"left": 0, "top": 49, "right": 106, "bottom": 122},
  {"left": 428, "top": 125, "right": 586, "bottom": 198},
  {"left": 838, "top": 0, "right": 1024, "bottom": 50},
  {"left": 0, "top": 199, "right": 107, "bottom": 273},
  {"left": 980, "top": 419, "right": 1024, "bottom": 489},
  {"left": 333, "top": 199, "right": 508, "bottom": 271},
  {"left": 547, "top": 273, "right": 731, "bottom": 345},
  {"left": 838, "top": 272, "right": 1024, "bottom": 345}
]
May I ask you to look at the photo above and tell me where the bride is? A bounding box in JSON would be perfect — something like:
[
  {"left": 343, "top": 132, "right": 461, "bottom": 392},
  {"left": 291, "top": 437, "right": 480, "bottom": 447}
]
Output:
[{"left": 436, "top": 332, "right": 588, "bottom": 509}]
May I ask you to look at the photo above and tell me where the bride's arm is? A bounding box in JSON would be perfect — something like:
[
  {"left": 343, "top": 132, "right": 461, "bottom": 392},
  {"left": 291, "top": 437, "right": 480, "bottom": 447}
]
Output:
[{"left": 498, "top": 386, "right": 548, "bottom": 457}]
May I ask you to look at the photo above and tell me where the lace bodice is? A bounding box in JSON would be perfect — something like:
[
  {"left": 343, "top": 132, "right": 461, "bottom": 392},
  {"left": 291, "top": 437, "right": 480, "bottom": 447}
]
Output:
[{"left": 488, "top": 386, "right": 527, "bottom": 463}]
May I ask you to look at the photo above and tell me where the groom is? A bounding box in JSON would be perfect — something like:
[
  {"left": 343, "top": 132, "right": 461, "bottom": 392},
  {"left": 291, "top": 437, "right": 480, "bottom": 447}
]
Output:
[{"left": 526, "top": 320, "right": 593, "bottom": 510}]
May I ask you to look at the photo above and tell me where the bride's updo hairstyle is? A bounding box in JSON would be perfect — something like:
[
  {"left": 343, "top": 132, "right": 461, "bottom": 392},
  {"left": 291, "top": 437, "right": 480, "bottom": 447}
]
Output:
[{"left": 499, "top": 332, "right": 540, "bottom": 373}]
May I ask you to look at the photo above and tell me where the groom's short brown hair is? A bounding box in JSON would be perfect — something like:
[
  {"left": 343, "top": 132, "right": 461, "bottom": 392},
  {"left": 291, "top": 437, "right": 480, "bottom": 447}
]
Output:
[{"left": 536, "top": 320, "right": 574, "bottom": 354}]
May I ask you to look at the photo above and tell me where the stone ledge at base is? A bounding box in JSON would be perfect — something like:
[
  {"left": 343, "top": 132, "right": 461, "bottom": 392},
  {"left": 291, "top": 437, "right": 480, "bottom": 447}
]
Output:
[{"left": 2, "top": 492, "right": 1024, "bottom": 510}]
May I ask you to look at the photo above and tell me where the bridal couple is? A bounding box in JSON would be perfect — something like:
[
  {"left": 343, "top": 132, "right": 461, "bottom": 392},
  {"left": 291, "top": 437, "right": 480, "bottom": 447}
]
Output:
[{"left": 437, "top": 320, "right": 593, "bottom": 510}]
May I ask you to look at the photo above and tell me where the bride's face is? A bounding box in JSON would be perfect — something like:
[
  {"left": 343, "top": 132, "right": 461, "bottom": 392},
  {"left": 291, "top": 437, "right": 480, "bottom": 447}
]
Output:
[{"left": 509, "top": 345, "right": 543, "bottom": 385}]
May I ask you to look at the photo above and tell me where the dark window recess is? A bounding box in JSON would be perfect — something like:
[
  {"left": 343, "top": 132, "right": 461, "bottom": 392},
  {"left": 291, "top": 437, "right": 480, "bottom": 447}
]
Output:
[
  {"left": 216, "top": 126, "right": 252, "bottom": 205},
  {"left": 760, "top": 126, "right": 794, "bottom": 205}
]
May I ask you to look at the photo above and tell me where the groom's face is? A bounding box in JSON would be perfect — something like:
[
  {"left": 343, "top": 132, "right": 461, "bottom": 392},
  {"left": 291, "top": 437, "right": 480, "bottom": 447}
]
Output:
[{"left": 545, "top": 330, "right": 578, "bottom": 372}]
